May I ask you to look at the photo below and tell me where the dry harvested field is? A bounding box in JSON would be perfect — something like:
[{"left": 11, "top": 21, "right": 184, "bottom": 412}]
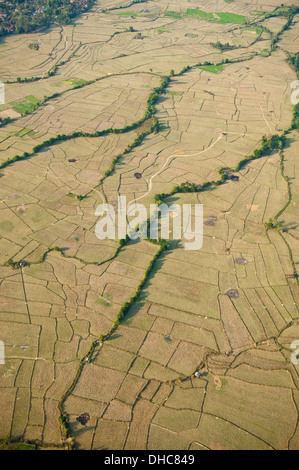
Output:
[{"left": 0, "top": 0, "right": 298, "bottom": 451}]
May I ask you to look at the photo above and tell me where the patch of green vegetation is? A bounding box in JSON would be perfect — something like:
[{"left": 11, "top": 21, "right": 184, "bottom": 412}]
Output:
[
  {"left": 0, "top": 221, "right": 14, "bottom": 232},
  {"left": 215, "top": 12, "right": 248, "bottom": 24},
  {"left": 261, "top": 48, "right": 271, "bottom": 57},
  {"left": 265, "top": 218, "right": 284, "bottom": 230},
  {"left": 67, "top": 193, "right": 86, "bottom": 200},
  {"left": 210, "top": 41, "right": 237, "bottom": 51},
  {"left": 28, "top": 42, "right": 39, "bottom": 51},
  {"left": 18, "top": 128, "right": 32, "bottom": 137},
  {"left": 165, "top": 10, "right": 182, "bottom": 19},
  {"left": 158, "top": 29, "right": 169, "bottom": 34},
  {"left": 250, "top": 10, "right": 268, "bottom": 16},
  {"left": 291, "top": 104, "right": 299, "bottom": 130},
  {"left": 196, "top": 64, "right": 224, "bottom": 73},
  {"left": 12, "top": 102, "right": 34, "bottom": 114},
  {"left": 31, "top": 213, "right": 42, "bottom": 223},
  {"left": 165, "top": 8, "right": 247, "bottom": 24},
  {"left": 71, "top": 79, "right": 88, "bottom": 88},
  {"left": 275, "top": 6, "right": 290, "bottom": 13},
  {"left": 243, "top": 25, "right": 262, "bottom": 34},
  {"left": 11, "top": 95, "right": 40, "bottom": 115},
  {"left": 51, "top": 81, "right": 65, "bottom": 88},
  {"left": 25, "top": 95, "right": 40, "bottom": 104},
  {"left": 97, "top": 294, "right": 112, "bottom": 307},
  {"left": 118, "top": 11, "right": 138, "bottom": 17},
  {"left": 289, "top": 52, "right": 299, "bottom": 74},
  {"left": 186, "top": 8, "right": 214, "bottom": 20},
  {"left": 0, "top": 440, "right": 36, "bottom": 450},
  {"left": 5, "top": 130, "right": 17, "bottom": 137}
]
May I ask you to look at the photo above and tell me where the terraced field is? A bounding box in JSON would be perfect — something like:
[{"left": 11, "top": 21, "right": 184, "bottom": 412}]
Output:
[{"left": 0, "top": 0, "right": 298, "bottom": 451}]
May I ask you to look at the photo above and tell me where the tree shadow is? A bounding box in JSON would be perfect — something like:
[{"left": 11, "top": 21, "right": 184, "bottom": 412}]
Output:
[
  {"left": 72, "top": 424, "right": 94, "bottom": 437},
  {"left": 283, "top": 137, "right": 295, "bottom": 149},
  {"left": 108, "top": 334, "right": 122, "bottom": 341}
]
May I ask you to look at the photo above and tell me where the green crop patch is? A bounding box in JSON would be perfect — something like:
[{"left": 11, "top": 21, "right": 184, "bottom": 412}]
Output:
[
  {"left": 215, "top": 12, "right": 248, "bottom": 24},
  {"left": 118, "top": 11, "right": 138, "bottom": 17},
  {"left": 18, "top": 128, "right": 32, "bottom": 136},
  {"left": 71, "top": 79, "right": 89, "bottom": 88},
  {"left": 11, "top": 95, "right": 40, "bottom": 114},
  {"left": 25, "top": 95, "right": 40, "bottom": 104},
  {"left": 0, "top": 221, "right": 14, "bottom": 232},
  {"left": 196, "top": 64, "right": 224, "bottom": 73},
  {"left": 165, "top": 8, "right": 247, "bottom": 24},
  {"left": 186, "top": 9, "right": 214, "bottom": 20},
  {"left": 164, "top": 11, "right": 182, "bottom": 18},
  {"left": 243, "top": 25, "right": 262, "bottom": 34},
  {"left": 0, "top": 441, "right": 36, "bottom": 450},
  {"left": 250, "top": 10, "right": 268, "bottom": 16}
]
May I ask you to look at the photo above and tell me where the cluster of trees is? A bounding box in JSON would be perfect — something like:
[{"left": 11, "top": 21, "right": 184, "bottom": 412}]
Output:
[
  {"left": 0, "top": 0, "right": 95, "bottom": 37},
  {"left": 48, "top": 65, "right": 58, "bottom": 76},
  {"left": 265, "top": 218, "right": 284, "bottom": 230},
  {"left": 289, "top": 52, "right": 299, "bottom": 73},
  {"left": 255, "top": 134, "right": 286, "bottom": 155},
  {"left": 178, "top": 65, "right": 192, "bottom": 76},
  {"left": 171, "top": 181, "right": 213, "bottom": 195},
  {"left": 210, "top": 41, "right": 236, "bottom": 51},
  {"left": 6, "top": 258, "right": 28, "bottom": 269},
  {"left": 145, "top": 75, "right": 171, "bottom": 115},
  {"left": 28, "top": 42, "right": 39, "bottom": 50},
  {"left": 291, "top": 104, "right": 299, "bottom": 130},
  {"left": 285, "top": 5, "right": 299, "bottom": 16},
  {"left": 235, "top": 134, "right": 286, "bottom": 171},
  {"left": 15, "top": 76, "right": 41, "bottom": 83},
  {"left": 0, "top": 117, "right": 12, "bottom": 127}
]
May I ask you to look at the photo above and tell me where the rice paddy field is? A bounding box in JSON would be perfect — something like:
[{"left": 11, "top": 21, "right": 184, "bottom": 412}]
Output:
[{"left": 0, "top": 0, "right": 298, "bottom": 451}]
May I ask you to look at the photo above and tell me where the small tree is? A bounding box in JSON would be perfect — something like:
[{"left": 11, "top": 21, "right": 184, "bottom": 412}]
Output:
[{"left": 265, "top": 218, "right": 274, "bottom": 229}]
